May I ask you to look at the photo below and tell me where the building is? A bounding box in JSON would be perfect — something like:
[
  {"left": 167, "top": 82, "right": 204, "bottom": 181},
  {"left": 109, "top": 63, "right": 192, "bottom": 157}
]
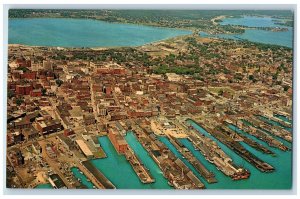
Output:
[
  {"left": 35, "top": 119, "right": 63, "bottom": 135},
  {"left": 75, "top": 139, "right": 94, "bottom": 159},
  {"left": 48, "top": 174, "right": 67, "bottom": 189},
  {"left": 43, "top": 60, "right": 52, "bottom": 70},
  {"left": 108, "top": 128, "right": 128, "bottom": 154},
  {"left": 30, "top": 89, "right": 42, "bottom": 97},
  {"left": 22, "top": 128, "right": 39, "bottom": 140},
  {"left": 15, "top": 84, "right": 33, "bottom": 95}
]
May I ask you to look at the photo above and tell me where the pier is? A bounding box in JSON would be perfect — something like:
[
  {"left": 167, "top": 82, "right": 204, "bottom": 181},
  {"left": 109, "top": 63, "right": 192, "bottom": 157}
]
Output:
[
  {"left": 179, "top": 118, "right": 249, "bottom": 180},
  {"left": 130, "top": 127, "right": 202, "bottom": 189},
  {"left": 169, "top": 137, "right": 217, "bottom": 184},
  {"left": 124, "top": 148, "right": 155, "bottom": 184},
  {"left": 190, "top": 119, "right": 274, "bottom": 173},
  {"left": 81, "top": 161, "right": 115, "bottom": 189},
  {"left": 259, "top": 114, "right": 291, "bottom": 129},
  {"left": 223, "top": 125, "right": 275, "bottom": 155},
  {"left": 242, "top": 117, "right": 289, "bottom": 151}
]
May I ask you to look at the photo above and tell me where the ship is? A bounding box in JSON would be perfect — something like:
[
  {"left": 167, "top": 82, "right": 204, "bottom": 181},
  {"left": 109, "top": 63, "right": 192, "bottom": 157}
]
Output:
[{"left": 231, "top": 169, "right": 250, "bottom": 180}]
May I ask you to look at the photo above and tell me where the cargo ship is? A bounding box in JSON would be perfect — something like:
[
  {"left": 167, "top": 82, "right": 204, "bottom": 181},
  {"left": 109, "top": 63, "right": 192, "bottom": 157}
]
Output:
[{"left": 231, "top": 169, "right": 251, "bottom": 180}]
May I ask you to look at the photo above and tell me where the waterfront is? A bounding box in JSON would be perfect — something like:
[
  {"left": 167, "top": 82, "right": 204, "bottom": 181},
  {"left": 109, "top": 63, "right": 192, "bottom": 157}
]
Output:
[
  {"left": 34, "top": 183, "right": 53, "bottom": 189},
  {"left": 91, "top": 135, "right": 171, "bottom": 189},
  {"left": 71, "top": 167, "right": 95, "bottom": 189},
  {"left": 186, "top": 120, "right": 292, "bottom": 189},
  {"left": 88, "top": 120, "right": 291, "bottom": 189},
  {"left": 6, "top": 10, "right": 293, "bottom": 190},
  {"left": 158, "top": 136, "right": 207, "bottom": 185},
  {"left": 125, "top": 132, "right": 172, "bottom": 189},
  {"left": 9, "top": 18, "right": 191, "bottom": 47},
  {"left": 8, "top": 16, "right": 293, "bottom": 48}
]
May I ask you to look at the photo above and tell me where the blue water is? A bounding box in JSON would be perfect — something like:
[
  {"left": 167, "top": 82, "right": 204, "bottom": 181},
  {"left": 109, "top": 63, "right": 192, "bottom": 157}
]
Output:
[
  {"left": 187, "top": 120, "right": 292, "bottom": 189},
  {"left": 71, "top": 167, "right": 95, "bottom": 189},
  {"left": 158, "top": 136, "right": 206, "bottom": 184},
  {"left": 34, "top": 183, "right": 53, "bottom": 189},
  {"left": 257, "top": 115, "right": 292, "bottom": 133},
  {"left": 91, "top": 136, "right": 170, "bottom": 189},
  {"left": 220, "top": 16, "right": 287, "bottom": 28},
  {"left": 9, "top": 18, "right": 192, "bottom": 47},
  {"left": 125, "top": 132, "right": 172, "bottom": 189},
  {"left": 206, "top": 16, "right": 293, "bottom": 48},
  {"left": 274, "top": 114, "right": 292, "bottom": 124},
  {"left": 242, "top": 119, "right": 292, "bottom": 149}
]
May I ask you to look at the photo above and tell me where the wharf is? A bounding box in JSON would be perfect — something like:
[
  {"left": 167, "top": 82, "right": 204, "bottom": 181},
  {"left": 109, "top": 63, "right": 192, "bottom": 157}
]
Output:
[
  {"left": 181, "top": 119, "right": 243, "bottom": 179},
  {"left": 243, "top": 118, "right": 289, "bottom": 151},
  {"left": 191, "top": 119, "right": 274, "bottom": 173},
  {"left": 81, "top": 161, "right": 115, "bottom": 189},
  {"left": 133, "top": 127, "right": 205, "bottom": 189},
  {"left": 260, "top": 114, "right": 291, "bottom": 129},
  {"left": 169, "top": 137, "right": 217, "bottom": 184},
  {"left": 273, "top": 111, "right": 292, "bottom": 121},
  {"left": 222, "top": 125, "right": 275, "bottom": 155},
  {"left": 125, "top": 148, "right": 155, "bottom": 184},
  {"left": 258, "top": 121, "right": 292, "bottom": 142}
]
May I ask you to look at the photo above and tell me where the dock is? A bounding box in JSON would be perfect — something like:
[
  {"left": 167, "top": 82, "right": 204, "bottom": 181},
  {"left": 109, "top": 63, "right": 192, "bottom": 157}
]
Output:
[
  {"left": 169, "top": 136, "right": 217, "bottom": 184},
  {"left": 259, "top": 114, "right": 291, "bottom": 129},
  {"left": 222, "top": 125, "right": 275, "bottom": 155},
  {"left": 124, "top": 148, "right": 155, "bottom": 184},
  {"left": 132, "top": 126, "right": 205, "bottom": 189},
  {"left": 243, "top": 117, "right": 290, "bottom": 151},
  {"left": 81, "top": 161, "right": 115, "bottom": 189}
]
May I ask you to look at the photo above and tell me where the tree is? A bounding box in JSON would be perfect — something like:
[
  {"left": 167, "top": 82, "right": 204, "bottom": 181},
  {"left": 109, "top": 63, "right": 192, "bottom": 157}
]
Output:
[
  {"left": 283, "top": 85, "right": 289, "bottom": 92},
  {"left": 17, "top": 66, "right": 29, "bottom": 73},
  {"left": 8, "top": 90, "right": 15, "bottom": 98},
  {"left": 272, "top": 73, "right": 278, "bottom": 80},
  {"left": 218, "top": 89, "right": 224, "bottom": 96},
  {"left": 16, "top": 98, "right": 24, "bottom": 106},
  {"left": 248, "top": 75, "right": 254, "bottom": 80},
  {"left": 56, "top": 79, "right": 63, "bottom": 87},
  {"left": 41, "top": 88, "right": 47, "bottom": 96}
]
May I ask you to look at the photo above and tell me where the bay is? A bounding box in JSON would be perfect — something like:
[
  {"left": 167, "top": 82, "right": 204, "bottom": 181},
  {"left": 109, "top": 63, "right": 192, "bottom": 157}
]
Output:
[
  {"left": 203, "top": 16, "right": 293, "bottom": 48},
  {"left": 9, "top": 18, "right": 191, "bottom": 47}
]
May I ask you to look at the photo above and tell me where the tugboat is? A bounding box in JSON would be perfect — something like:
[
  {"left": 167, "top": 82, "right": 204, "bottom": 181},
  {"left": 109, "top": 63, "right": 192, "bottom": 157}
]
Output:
[{"left": 231, "top": 168, "right": 251, "bottom": 180}]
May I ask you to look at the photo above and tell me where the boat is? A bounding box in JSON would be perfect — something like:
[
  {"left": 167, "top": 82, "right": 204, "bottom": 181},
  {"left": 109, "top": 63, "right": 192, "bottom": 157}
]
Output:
[{"left": 231, "top": 169, "right": 251, "bottom": 180}]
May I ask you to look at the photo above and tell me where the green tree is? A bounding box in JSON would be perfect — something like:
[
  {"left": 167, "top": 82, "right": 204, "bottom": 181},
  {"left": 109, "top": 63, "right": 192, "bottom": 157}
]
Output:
[
  {"left": 16, "top": 98, "right": 24, "bottom": 106},
  {"left": 8, "top": 90, "right": 15, "bottom": 98},
  {"left": 56, "top": 79, "right": 63, "bottom": 87},
  {"left": 283, "top": 85, "right": 290, "bottom": 92},
  {"left": 218, "top": 89, "right": 224, "bottom": 96},
  {"left": 41, "top": 88, "right": 47, "bottom": 96}
]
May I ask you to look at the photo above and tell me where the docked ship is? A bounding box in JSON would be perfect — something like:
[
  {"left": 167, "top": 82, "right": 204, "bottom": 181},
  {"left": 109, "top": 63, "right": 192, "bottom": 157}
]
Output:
[{"left": 231, "top": 169, "right": 251, "bottom": 180}]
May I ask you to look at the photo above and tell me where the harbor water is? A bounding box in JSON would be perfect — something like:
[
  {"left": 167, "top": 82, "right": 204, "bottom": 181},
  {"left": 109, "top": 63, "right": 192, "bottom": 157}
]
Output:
[
  {"left": 274, "top": 114, "right": 292, "bottom": 124},
  {"left": 125, "top": 132, "right": 172, "bottom": 189},
  {"left": 185, "top": 120, "right": 292, "bottom": 189},
  {"left": 9, "top": 18, "right": 191, "bottom": 47},
  {"left": 158, "top": 136, "right": 207, "bottom": 184},
  {"left": 71, "top": 167, "right": 95, "bottom": 189},
  {"left": 91, "top": 135, "right": 171, "bottom": 189},
  {"left": 34, "top": 183, "right": 53, "bottom": 189}
]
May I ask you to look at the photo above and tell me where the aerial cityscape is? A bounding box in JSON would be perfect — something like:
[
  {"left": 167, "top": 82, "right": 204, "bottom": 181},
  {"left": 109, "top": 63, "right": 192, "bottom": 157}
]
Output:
[{"left": 6, "top": 9, "right": 293, "bottom": 189}]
